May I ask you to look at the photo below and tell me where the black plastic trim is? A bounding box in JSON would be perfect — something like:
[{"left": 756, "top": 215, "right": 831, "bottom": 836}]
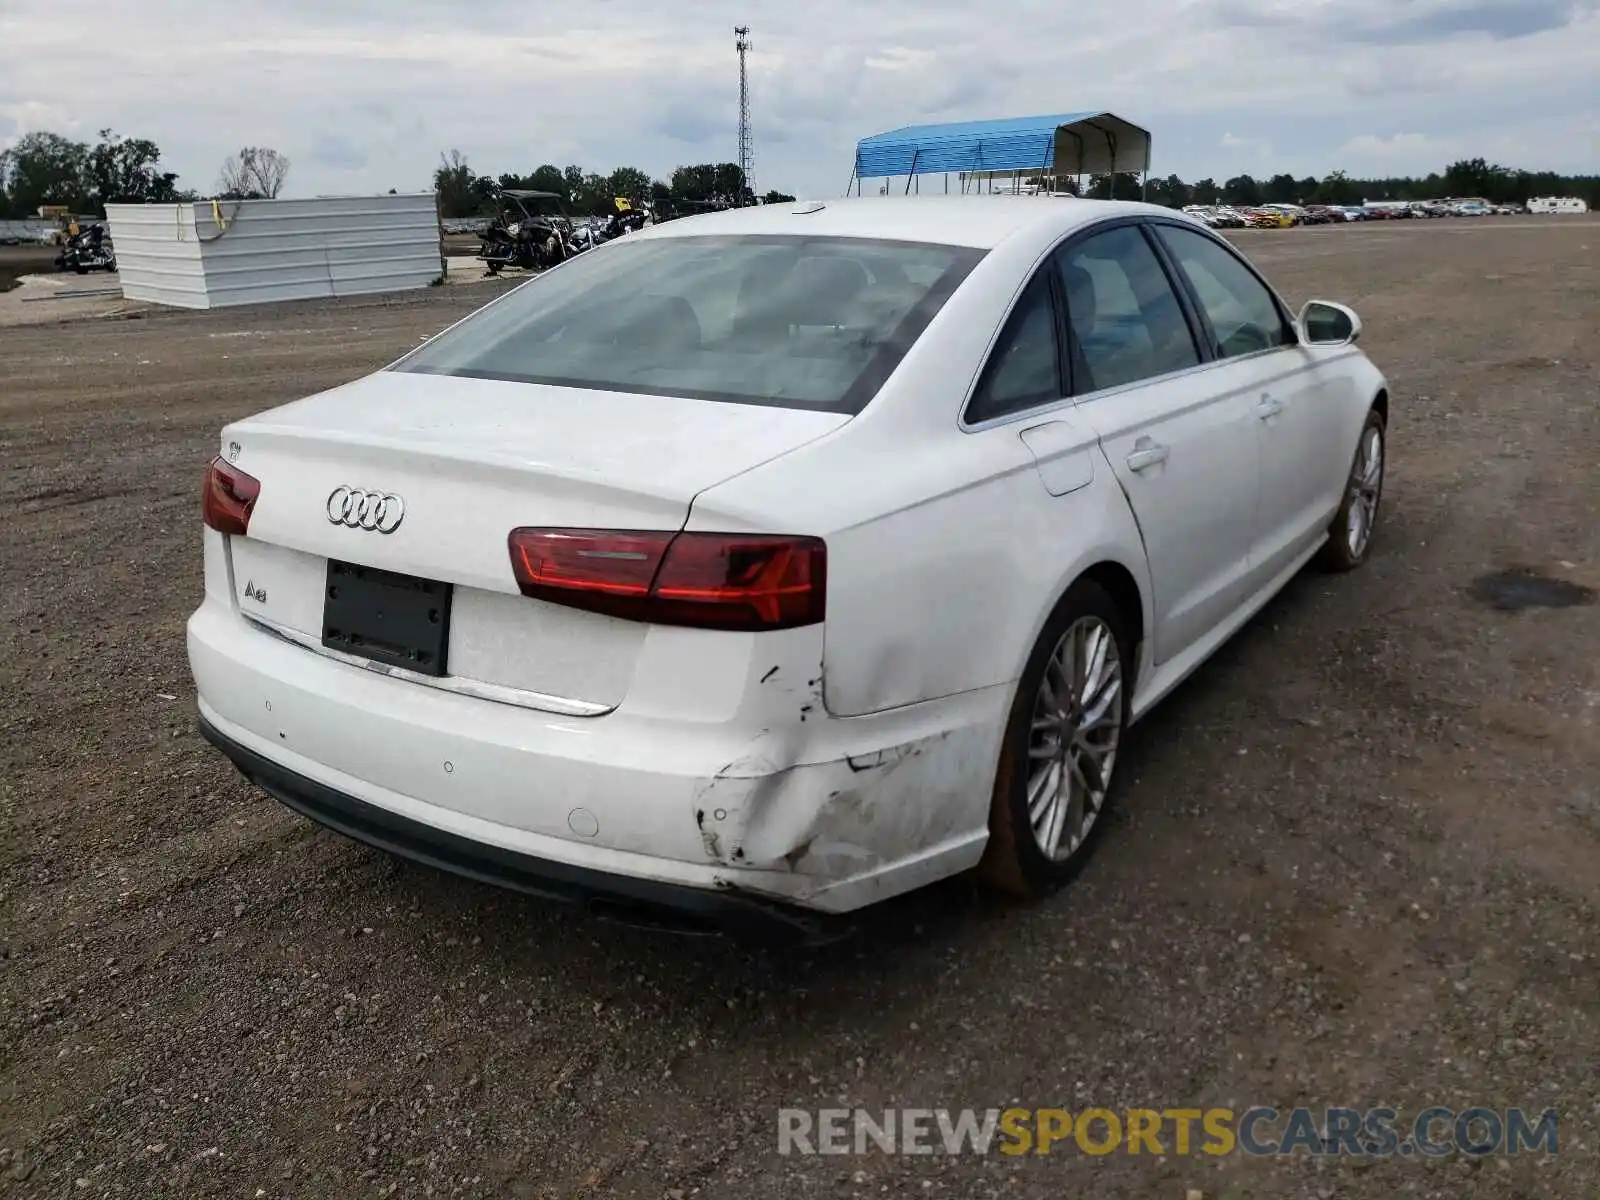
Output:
[{"left": 198, "top": 716, "right": 848, "bottom": 944}]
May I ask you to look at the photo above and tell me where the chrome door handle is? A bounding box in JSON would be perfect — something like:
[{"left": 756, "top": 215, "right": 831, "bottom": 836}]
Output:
[
  {"left": 1256, "top": 395, "right": 1284, "bottom": 419},
  {"left": 1125, "top": 441, "right": 1170, "bottom": 472}
]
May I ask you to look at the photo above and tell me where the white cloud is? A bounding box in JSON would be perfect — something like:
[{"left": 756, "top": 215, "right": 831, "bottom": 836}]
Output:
[
  {"left": 1340, "top": 132, "right": 1455, "bottom": 159},
  {"left": 1, "top": 0, "right": 1594, "bottom": 196}
]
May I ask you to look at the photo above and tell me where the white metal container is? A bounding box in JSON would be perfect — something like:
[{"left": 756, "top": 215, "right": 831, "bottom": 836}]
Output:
[{"left": 106, "top": 194, "right": 441, "bottom": 309}]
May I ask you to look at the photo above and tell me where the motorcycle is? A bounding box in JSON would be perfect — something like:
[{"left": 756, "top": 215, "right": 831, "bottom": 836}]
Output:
[
  {"left": 477, "top": 190, "right": 579, "bottom": 274},
  {"left": 568, "top": 200, "right": 654, "bottom": 254},
  {"left": 55, "top": 223, "right": 117, "bottom": 275}
]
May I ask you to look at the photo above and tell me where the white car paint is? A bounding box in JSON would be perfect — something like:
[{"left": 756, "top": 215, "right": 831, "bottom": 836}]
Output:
[{"left": 188, "top": 196, "right": 1387, "bottom": 916}]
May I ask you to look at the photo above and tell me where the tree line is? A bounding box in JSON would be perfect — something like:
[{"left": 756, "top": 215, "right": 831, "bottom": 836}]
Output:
[
  {"left": 0, "top": 130, "right": 292, "bottom": 218},
  {"left": 433, "top": 150, "right": 796, "bottom": 218},
  {"left": 1067, "top": 159, "right": 1598, "bottom": 209},
  {"left": 6, "top": 127, "right": 1593, "bottom": 221}
]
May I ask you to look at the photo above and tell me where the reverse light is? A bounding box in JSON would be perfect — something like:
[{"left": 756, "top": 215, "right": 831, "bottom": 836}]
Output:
[
  {"left": 202, "top": 457, "right": 261, "bottom": 536},
  {"left": 508, "top": 528, "right": 826, "bottom": 631}
]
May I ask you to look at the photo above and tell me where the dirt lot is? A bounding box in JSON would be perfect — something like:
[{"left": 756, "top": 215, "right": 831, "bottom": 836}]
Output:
[{"left": 2, "top": 220, "right": 1597, "bottom": 1199}]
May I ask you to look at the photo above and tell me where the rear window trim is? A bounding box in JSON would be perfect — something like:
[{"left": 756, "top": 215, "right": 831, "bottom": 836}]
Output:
[{"left": 391, "top": 235, "right": 988, "bottom": 416}]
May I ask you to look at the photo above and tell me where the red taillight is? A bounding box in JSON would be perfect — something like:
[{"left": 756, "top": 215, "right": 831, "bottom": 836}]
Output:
[
  {"left": 508, "top": 528, "right": 826, "bottom": 631},
  {"left": 202, "top": 457, "right": 261, "bottom": 536}
]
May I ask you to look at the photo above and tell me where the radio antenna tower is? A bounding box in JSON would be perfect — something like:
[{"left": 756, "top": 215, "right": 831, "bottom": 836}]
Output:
[{"left": 735, "top": 26, "right": 755, "bottom": 202}]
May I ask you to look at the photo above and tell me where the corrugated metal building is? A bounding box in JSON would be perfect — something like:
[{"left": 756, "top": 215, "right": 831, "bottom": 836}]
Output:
[{"left": 106, "top": 194, "right": 442, "bottom": 309}]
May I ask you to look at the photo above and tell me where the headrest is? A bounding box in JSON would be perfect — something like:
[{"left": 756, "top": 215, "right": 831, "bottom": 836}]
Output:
[{"left": 1061, "top": 262, "right": 1097, "bottom": 333}]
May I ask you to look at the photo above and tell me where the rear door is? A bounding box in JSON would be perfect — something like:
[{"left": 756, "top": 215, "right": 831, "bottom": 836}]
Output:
[{"left": 1057, "top": 222, "right": 1260, "bottom": 666}]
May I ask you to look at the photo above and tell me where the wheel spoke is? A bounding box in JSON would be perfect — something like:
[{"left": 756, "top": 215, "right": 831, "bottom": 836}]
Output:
[
  {"left": 1072, "top": 746, "right": 1106, "bottom": 798},
  {"left": 1028, "top": 759, "right": 1060, "bottom": 825},
  {"left": 1061, "top": 779, "right": 1085, "bottom": 853},
  {"left": 1081, "top": 670, "right": 1121, "bottom": 727},
  {"left": 1081, "top": 625, "right": 1109, "bottom": 700},
  {"left": 1071, "top": 624, "right": 1091, "bottom": 694},
  {"left": 1039, "top": 764, "right": 1069, "bottom": 854}
]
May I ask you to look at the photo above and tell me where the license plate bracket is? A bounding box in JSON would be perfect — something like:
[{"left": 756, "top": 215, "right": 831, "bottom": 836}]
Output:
[{"left": 322, "top": 560, "right": 452, "bottom": 677}]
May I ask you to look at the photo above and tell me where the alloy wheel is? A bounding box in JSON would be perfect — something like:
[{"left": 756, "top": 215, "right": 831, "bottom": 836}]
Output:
[
  {"left": 1346, "top": 424, "right": 1384, "bottom": 558},
  {"left": 1025, "top": 616, "right": 1123, "bottom": 862}
]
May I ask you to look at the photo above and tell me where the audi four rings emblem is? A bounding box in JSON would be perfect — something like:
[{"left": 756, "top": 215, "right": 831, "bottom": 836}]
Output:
[{"left": 326, "top": 486, "right": 405, "bottom": 534}]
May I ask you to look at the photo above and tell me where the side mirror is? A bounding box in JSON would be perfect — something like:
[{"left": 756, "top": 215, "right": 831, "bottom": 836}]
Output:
[{"left": 1299, "top": 300, "right": 1361, "bottom": 347}]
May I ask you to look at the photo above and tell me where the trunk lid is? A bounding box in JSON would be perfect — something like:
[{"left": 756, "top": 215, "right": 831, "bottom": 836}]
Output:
[{"left": 221, "top": 370, "right": 846, "bottom": 710}]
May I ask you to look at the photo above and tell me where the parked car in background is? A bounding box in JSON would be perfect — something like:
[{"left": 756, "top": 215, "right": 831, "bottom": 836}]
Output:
[
  {"left": 187, "top": 196, "right": 1392, "bottom": 932},
  {"left": 1301, "top": 206, "right": 1342, "bottom": 225},
  {"left": 1259, "top": 204, "right": 1308, "bottom": 226},
  {"left": 1450, "top": 202, "right": 1493, "bottom": 217},
  {"left": 1361, "top": 203, "right": 1415, "bottom": 220},
  {"left": 1244, "top": 207, "right": 1294, "bottom": 229}
]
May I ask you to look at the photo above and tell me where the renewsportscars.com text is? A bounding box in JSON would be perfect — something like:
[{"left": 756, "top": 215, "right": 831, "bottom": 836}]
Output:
[{"left": 777, "top": 1107, "right": 1558, "bottom": 1158}]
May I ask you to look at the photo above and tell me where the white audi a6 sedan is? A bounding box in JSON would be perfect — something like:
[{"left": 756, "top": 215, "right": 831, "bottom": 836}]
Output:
[{"left": 189, "top": 197, "right": 1388, "bottom": 937}]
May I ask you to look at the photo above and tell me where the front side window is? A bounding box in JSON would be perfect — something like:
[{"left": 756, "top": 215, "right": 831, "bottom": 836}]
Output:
[
  {"left": 395, "top": 235, "right": 984, "bottom": 413},
  {"left": 1153, "top": 225, "right": 1293, "bottom": 359},
  {"left": 1055, "top": 225, "right": 1201, "bottom": 394},
  {"left": 964, "top": 273, "right": 1061, "bottom": 424}
]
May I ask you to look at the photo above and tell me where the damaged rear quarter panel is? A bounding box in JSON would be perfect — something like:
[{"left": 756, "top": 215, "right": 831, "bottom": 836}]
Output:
[{"left": 690, "top": 698, "right": 1004, "bottom": 901}]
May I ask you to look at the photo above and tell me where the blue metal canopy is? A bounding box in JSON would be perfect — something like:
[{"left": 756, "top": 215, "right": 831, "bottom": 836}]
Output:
[{"left": 853, "top": 112, "right": 1151, "bottom": 181}]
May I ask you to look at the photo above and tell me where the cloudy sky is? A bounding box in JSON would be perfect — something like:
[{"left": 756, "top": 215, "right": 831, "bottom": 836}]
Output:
[{"left": 2, "top": 0, "right": 1596, "bottom": 197}]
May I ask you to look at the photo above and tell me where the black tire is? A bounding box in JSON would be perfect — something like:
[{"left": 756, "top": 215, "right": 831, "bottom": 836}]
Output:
[
  {"left": 978, "top": 578, "right": 1133, "bottom": 897},
  {"left": 1318, "top": 407, "right": 1386, "bottom": 572}
]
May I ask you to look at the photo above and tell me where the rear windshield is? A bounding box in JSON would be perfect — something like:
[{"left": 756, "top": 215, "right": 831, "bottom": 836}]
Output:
[{"left": 394, "top": 234, "right": 985, "bottom": 413}]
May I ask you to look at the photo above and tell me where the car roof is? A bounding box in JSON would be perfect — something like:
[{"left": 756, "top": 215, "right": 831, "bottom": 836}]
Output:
[{"left": 631, "top": 196, "right": 1185, "bottom": 250}]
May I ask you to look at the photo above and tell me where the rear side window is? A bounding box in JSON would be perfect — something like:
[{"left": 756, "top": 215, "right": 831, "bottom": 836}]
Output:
[
  {"left": 1056, "top": 225, "right": 1200, "bottom": 394},
  {"left": 1153, "top": 225, "right": 1294, "bottom": 359},
  {"left": 395, "top": 235, "right": 984, "bottom": 414},
  {"left": 964, "top": 273, "right": 1062, "bottom": 424}
]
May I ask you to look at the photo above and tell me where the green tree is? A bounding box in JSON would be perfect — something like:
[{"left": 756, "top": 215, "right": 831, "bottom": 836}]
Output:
[
  {"left": 522, "top": 164, "right": 568, "bottom": 197},
  {"left": 85, "top": 129, "right": 181, "bottom": 212},
  {"left": 607, "top": 166, "right": 654, "bottom": 204},
  {"left": 1190, "top": 178, "right": 1220, "bottom": 204},
  {"left": 1145, "top": 173, "right": 1191, "bottom": 208},
  {"left": 1083, "top": 172, "right": 1141, "bottom": 200},
  {"left": 1314, "top": 169, "right": 1357, "bottom": 205},
  {"left": 1443, "top": 158, "right": 1500, "bottom": 199},
  {"left": 1263, "top": 172, "right": 1298, "bottom": 204},
  {"left": 671, "top": 163, "right": 753, "bottom": 207},
  {"left": 1222, "top": 174, "right": 1262, "bottom": 206},
  {"left": 670, "top": 163, "right": 717, "bottom": 202},
  {"left": 761, "top": 189, "right": 797, "bottom": 204},
  {"left": 433, "top": 149, "right": 477, "bottom": 218},
  {"left": 0, "top": 131, "right": 90, "bottom": 215}
]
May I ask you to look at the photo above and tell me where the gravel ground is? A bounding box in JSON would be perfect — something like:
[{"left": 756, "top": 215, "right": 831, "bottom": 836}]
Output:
[{"left": 2, "top": 219, "right": 1598, "bottom": 1200}]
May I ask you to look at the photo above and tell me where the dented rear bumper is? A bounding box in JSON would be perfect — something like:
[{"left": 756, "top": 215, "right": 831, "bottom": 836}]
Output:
[
  {"left": 189, "top": 595, "right": 1007, "bottom": 915},
  {"left": 200, "top": 715, "right": 847, "bottom": 942}
]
